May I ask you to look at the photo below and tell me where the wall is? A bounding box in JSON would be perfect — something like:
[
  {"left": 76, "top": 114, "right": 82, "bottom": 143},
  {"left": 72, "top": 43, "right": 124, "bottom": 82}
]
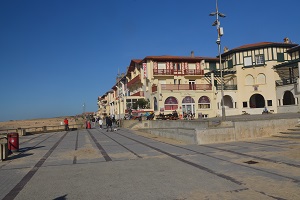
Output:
[{"left": 123, "top": 118, "right": 298, "bottom": 145}]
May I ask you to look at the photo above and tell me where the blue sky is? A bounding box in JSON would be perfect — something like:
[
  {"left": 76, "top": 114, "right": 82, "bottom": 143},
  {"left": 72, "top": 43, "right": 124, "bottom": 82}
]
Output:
[{"left": 0, "top": 0, "right": 300, "bottom": 121}]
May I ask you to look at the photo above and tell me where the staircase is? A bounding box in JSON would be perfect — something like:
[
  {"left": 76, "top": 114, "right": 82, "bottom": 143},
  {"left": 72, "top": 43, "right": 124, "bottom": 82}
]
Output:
[{"left": 274, "top": 122, "right": 300, "bottom": 139}]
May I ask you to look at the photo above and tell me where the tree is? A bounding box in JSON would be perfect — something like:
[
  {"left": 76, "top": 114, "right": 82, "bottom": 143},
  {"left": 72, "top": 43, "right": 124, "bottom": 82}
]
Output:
[{"left": 133, "top": 99, "right": 150, "bottom": 109}]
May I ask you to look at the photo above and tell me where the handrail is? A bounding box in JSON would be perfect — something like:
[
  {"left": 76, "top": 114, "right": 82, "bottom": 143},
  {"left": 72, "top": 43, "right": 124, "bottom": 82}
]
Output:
[{"left": 0, "top": 123, "right": 85, "bottom": 135}]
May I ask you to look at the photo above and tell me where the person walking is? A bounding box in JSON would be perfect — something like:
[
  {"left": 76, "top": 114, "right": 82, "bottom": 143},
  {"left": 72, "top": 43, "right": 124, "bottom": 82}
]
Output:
[
  {"left": 106, "top": 116, "right": 113, "bottom": 132},
  {"left": 64, "top": 118, "right": 69, "bottom": 131},
  {"left": 98, "top": 118, "right": 103, "bottom": 129}
]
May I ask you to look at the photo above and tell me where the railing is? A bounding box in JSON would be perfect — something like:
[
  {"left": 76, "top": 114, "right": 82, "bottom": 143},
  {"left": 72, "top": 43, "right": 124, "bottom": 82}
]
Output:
[
  {"left": 0, "top": 124, "right": 85, "bottom": 135},
  {"left": 131, "top": 91, "right": 144, "bottom": 96},
  {"left": 153, "top": 69, "right": 174, "bottom": 75},
  {"left": 127, "top": 75, "right": 141, "bottom": 87},
  {"left": 161, "top": 84, "right": 212, "bottom": 90},
  {"left": 184, "top": 69, "right": 204, "bottom": 75},
  {"left": 153, "top": 69, "right": 204, "bottom": 75},
  {"left": 216, "top": 85, "right": 237, "bottom": 90},
  {"left": 276, "top": 78, "right": 297, "bottom": 86}
]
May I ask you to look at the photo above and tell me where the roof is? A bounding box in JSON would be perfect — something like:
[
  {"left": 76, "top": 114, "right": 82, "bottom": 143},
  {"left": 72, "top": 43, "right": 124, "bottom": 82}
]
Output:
[
  {"left": 222, "top": 42, "right": 298, "bottom": 57},
  {"left": 143, "top": 55, "right": 219, "bottom": 62},
  {"left": 274, "top": 58, "right": 300, "bottom": 69},
  {"left": 287, "top": 45, "right": 300, "bottom": 53}
]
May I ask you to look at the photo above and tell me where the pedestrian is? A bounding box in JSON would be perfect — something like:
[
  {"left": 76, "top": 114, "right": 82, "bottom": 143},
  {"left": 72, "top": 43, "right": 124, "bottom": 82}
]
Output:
[
  {"left": 98, "top": 118, "right": 103, "bottom": 129},
  {"left": 92, "top": 117, "right": 96, "bottom": 128},
  {"left": 64, "top": 118, "right": 69, "bottom": 131},
  {"left": 106, "top": 116, "right": 113, "bottom": 132}
]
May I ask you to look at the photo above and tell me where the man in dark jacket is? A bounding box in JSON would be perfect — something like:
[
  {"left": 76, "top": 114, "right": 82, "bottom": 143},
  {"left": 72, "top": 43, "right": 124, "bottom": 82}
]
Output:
[{"left": 106, "top": 116, "right": 113, "bottom": 132}]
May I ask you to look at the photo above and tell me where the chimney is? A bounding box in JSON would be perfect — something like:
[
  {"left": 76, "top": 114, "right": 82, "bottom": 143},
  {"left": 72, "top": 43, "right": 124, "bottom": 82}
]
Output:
[
  {"left": 223, "top": 46, "right": 229, "bottom": 53},
  {"left": 191, "top": 51, "right": 194, "bottom": 57},
  {"left": 283, "top": 37, "right": 290, "bottom": 43}
]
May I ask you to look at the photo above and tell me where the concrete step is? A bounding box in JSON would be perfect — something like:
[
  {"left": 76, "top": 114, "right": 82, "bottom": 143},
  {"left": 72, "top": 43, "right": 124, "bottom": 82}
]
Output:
[
  {"left": 288, "top": 128, "right": 300, "bottom": 131},
  {"left": 273, "top": 135, "right": 300, "bottom": 139},
  {"left": 279, "top": 131, "right": 300, "bottom": 134}
]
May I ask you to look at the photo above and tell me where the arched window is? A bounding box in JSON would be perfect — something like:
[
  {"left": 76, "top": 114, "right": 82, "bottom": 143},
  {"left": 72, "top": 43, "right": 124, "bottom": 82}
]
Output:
[
  {"left": 249, "top": 94, "right": 265, "bottom": 108},
  {"left": 198, "top": 96, "right": 210, "bottom": 109},
  {"left": 257, "top": 73, "right": 266, "bottom": 84},
  {"left": 164, "top": 96, "right": 178, "bottom": 110},
  {"left": 182, "top": 96, "right": 195, "bottom": 104},
  {"left": 154, "top": 97, "right": 158, "bottom": 111},
  {"left": 245, "top": 75, "right": 254, "bottom": 85},
  {"left": 283, "top": 91, "right": 295, "bottom": 105}
]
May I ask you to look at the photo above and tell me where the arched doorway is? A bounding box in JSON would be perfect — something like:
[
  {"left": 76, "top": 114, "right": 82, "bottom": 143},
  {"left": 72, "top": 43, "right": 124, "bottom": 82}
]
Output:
[
  {"left": 283, "top": 91, "right": 295, "bottom": 105},
  {"left": 249, "top": 94, "right": 265, "bottom": 108},
  {"left": 182, "top": 96, "right": 195, "bottom": 114},
  {"left": 221, "top": 95, "right": 233, "bottom": 108}
]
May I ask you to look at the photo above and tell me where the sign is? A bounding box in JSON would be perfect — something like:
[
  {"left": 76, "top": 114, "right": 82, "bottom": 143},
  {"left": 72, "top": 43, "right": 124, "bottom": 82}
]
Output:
[{"left": 143, "top": 63, "right": 147, "bottom": 78}]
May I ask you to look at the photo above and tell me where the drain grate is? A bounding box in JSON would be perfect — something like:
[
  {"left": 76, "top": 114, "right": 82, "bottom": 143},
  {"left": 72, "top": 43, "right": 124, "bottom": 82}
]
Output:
[{"left": 244, "top": 160, "right": 259, "bottom": 164}]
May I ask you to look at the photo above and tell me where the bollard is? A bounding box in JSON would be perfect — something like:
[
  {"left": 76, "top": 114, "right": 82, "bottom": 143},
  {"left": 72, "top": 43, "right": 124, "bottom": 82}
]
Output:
[{"left": 0, "top": 137, "right": 8, "bottom": 161}]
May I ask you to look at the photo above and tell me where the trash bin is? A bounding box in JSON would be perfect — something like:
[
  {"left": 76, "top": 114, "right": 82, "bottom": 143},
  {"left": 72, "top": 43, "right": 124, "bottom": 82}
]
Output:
[
  {"left": 0, "top": 137, "right": 8, "bottom": 161},
  {"left": 7, "top": 132, "right": 19, "bottom": 152},
  {"left": 87, "top": 122, "right": 91, "bottom": 129}
]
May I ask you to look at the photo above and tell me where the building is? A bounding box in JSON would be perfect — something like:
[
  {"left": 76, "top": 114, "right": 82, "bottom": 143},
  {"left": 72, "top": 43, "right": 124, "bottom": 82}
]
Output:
[{"left": 97, "top": 38, "right": 300, "bottom": 119}]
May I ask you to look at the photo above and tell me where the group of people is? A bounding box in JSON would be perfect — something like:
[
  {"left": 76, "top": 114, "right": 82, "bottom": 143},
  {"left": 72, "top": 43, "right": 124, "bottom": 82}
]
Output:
[
  {"left": 183, "top": 111, "right": 195, "bottom": 120},
  {"left": 98, "top": 115, "right": 117, "bottom": 132}
]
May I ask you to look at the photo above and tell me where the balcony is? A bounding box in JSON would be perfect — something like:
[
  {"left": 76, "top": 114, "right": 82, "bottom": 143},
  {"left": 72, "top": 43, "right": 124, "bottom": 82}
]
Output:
[
  {"left": 161, "top": 84, "right": 212, "bottom": 91},
  {"left": 127, "top": 75, "right": 141, "bottom": 87},
  {"left": 216, "top": 85, "right": 237, "bottom": 90},
  {"left": 276, "top": 78, "right": 297, "bottom": 86},
  {"left": 131, "top": 91, "right": 144, "bottom": 96},
  {"left": 153, "top": 69, "right": 204, "bottom": 76},
  {"left": 184, "top": 69, "right": 204, "bottom": 75}
]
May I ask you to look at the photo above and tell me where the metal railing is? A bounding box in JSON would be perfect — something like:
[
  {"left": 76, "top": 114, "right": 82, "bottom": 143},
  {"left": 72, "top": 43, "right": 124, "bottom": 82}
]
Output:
[{"left": 216, "top": 85, "right": 237, "bottom": 90}]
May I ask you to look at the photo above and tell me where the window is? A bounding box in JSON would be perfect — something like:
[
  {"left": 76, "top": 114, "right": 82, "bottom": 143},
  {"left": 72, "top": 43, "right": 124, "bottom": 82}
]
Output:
[
  {"left": 174, "top": 79, "right": 177, "bottom": 85},
  {"left": 178, "top": 79, "right": 181, "bottom": 85},
  {"left": 209, "top": 62, "right": 216, "bottom": 71},
  {"left": 277, "top": 53, "right": 284, "bottom": 62},
  {"left": 243, "top": 101, "right": 248, "bottom": 108},
  {"left": 244, "top": 57, "right": 252, "bottom": 67},
  {"left": 255, "top": 55, "right": 265, "bottom": 65},
  {"left": 164, "top": 96, "right": 178, "bottom": 110},
  {"left": 228, "top": 59, "right": 233, "bottom": 69},
  {"left": 245, "top": 75, "right": 254, "bottom": 85},
  {"left": 267, "top": 100, "right": 272, "bottom": 106},
  {"left": 198, "top": 96, "right": 211, "bottom": 109},
  {"left": 257, "top": 73, "right": 266, "bottom": 84}
]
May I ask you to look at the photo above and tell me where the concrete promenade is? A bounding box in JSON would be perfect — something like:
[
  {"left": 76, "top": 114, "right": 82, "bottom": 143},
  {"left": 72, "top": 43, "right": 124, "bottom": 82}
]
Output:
[{"left": 0, "top": 127, "right": 300, "bottom": 199}]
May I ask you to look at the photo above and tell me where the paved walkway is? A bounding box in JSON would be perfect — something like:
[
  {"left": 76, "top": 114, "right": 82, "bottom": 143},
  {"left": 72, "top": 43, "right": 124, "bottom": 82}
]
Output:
[{"left": 0, "top": 128, "right": 300, "bottom": 200}]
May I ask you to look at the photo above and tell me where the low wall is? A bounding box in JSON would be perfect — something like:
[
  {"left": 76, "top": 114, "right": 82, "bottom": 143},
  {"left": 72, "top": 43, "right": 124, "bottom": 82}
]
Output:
[{"left": 124, "top": 118, "right": 299, "bottom": 145}]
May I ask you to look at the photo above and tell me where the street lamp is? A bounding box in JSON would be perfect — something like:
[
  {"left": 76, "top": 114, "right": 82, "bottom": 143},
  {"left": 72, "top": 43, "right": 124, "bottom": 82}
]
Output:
[
  {"left": 117, "top": 71, "right": 122, "bottom": 126},
  {"left": 209, "top": 0, "right": 226, "bottom": 121}
]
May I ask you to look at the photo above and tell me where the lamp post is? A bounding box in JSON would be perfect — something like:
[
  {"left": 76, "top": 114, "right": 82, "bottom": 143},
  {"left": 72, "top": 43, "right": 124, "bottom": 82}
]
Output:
[
  {"left": 117, "top": 72, "right": 122, "bottom": 126},
  {"left": 209, "top": 0, "right": 226, "bottom": 120}
]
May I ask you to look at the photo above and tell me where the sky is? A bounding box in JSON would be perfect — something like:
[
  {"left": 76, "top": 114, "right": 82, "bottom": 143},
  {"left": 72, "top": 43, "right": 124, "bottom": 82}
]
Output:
[{"left": 1, "top": 0, "right": 300, "bottom": 122}]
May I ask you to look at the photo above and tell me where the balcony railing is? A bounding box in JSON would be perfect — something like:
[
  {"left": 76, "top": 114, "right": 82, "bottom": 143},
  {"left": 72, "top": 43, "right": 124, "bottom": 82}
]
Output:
[
  {"left": 276, "top": 78, "right": 297, "bottom": 86},
  {"left": 131, "top": 91, "right": 144, "bottom": 96},
  {"left": 153, "top": 69, "right": 204, "bottom": 76},
  {"left": 161, "top": 84, "right": 212, "bottom": 91},
  {"left": 127, "top": 75, "right": 141, "bottom": 87},
  {"left": 216, "top": 85, "right": 237, "bottom": 90}
]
